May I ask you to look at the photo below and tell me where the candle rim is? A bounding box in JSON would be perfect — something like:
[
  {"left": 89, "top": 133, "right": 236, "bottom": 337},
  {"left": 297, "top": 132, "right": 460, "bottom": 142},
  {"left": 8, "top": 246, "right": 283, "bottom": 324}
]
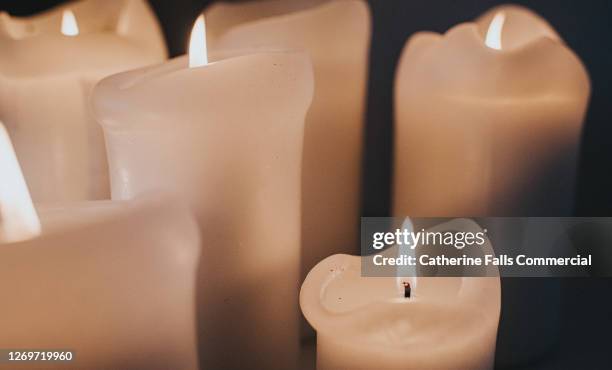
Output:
[
  {"left": 3, "top": 195, "right": 193, "bottom": 244},
  {"left": 300, "top": 253, "right": 500, "bottom": 349},
  {"left": 0, "top": 0, "right": 137, "bottom": 40},
  {"left": 396, "top": 23, "right": 589, "bottom": 99},
  {"left": 206, "top": 0, "right": 363, "bottom": 36},
  {"left": 92, "top": 48, "right": 314, "bottom": 131},
  {"left": 0, "top": 0, "right": 167, "bottom": 78},
  {"left": 114, "top": 48, "right": 308, "bottom": 90}
]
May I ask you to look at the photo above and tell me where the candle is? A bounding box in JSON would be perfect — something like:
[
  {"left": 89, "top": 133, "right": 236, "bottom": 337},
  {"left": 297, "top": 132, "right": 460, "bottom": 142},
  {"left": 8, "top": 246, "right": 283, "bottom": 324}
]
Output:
[
  {"left": 205, "top": 0, "right": 372, "bottom": 281},
  {"left": 0, "top": 126, "right": 200, "bottom": 369},
  {"left": 0, "top": 199, "right": 200, "bottom": 370},
  {"left": 393, "top": 4, "right": 589, "bottom": 216},
  {"left": 0, "top": 0, "right": 166, "bottom": 202},
  {"left": 92, "top": 17, "right": 314, "bottom": 370},
  {"left": 393, "top": 5, "right": 590, "bottom": 367},
  {"left": 300, "top": 219, "right": 500, "bottom": 370}
]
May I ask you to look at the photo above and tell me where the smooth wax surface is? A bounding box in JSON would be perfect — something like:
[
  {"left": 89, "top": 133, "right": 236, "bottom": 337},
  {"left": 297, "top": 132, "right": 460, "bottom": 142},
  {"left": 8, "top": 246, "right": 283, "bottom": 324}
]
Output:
[
  {"left": 393, "top": 4, "right": 589, "bottom": 217},
  {"left": 93, "top": 51, "right": 314, "bottom": 370},
  {"left": 206, "top": 0, "right": 372, "bottom": 281},
  {"left": 301, "top": 219, "right": 500, "bottom": 370},
  {"left": 0, "top": 0, "right": 166, "bottom": 202},
  {"left": 0, "top": 197, "right": 200, "bottom": 370}
]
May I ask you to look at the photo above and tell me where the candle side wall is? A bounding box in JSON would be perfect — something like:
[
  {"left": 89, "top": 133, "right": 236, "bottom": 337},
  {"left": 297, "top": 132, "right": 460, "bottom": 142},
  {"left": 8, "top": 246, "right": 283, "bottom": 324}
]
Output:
[
  {"left": 0, "top": 197, "right": 200, "bottom": 370},
  {"left": 93, "top": 51, "right": 314, "bottom": 370}
]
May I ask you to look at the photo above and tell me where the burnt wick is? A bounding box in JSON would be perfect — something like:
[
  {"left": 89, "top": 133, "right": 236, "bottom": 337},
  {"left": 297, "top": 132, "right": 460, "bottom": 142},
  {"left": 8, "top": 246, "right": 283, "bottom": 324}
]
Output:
[{"left": 403, "top": 282, "right": 411, "bottom": 298}]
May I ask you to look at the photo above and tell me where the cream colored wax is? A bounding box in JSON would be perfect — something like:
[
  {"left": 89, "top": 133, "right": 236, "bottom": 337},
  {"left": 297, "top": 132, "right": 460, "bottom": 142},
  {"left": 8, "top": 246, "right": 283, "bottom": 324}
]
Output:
[
  {"left": 301, "top": 219, "right": 500, "bottom": 370},
  {"left": 0, "top": 0, "right": 166, "bottom": 202},
  {"left": 205, "top": 0, "right": 372, "bottom": 280},
  {"left": 394, "top": 5, "right": 589, "bottom": 216},
  {"left": 92, "top": 51, "right": 314, "bottom": 369},
  {"left": 393, "top": 5, "right": 590, "bottom": 367},
  {"left": 0, "top": 197, "right": 200, "bottom": 370}
]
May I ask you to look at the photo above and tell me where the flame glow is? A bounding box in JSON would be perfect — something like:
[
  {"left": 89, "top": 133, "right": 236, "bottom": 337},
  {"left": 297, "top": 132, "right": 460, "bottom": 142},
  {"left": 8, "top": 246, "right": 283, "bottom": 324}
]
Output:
[
  {"left": 189, "top": 15, "right": 208, "bottom": 68},
  {"left": 485, "top": 12, "right": 505, "bottom": 50},
  {"left": 61, "top": 9, "right": 79, "bottom": 36},
  {"left": 396, "top": 217, "right": 418, "bottom": 295},
  {"left": 0, "top": 123, "right": 41, "bottom": 243}
]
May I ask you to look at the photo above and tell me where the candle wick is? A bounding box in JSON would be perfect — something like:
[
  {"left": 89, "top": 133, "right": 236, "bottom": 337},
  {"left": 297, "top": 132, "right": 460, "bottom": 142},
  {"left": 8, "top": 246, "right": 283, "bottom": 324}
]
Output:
[{"left": 403, "top": 282, "right": 411, "bottom": 298}]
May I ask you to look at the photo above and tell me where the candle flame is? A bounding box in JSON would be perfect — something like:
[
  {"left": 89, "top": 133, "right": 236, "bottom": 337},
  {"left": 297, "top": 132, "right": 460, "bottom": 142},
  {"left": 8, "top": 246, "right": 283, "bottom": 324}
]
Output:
[
  {"left": 0, "top": 122, "right": 41, "bottom": 244},
  {"left": 189, "top": 15, "right": 208, "bottom": 68},
  {"left": 396, "top": 217, "right": 417, "bottom": 296},
  {"left": 61, "top": 9, "right": 79, "bottom": 36},
  {"left": 485, "top": 12, "right": 505, "bottom": 50}
]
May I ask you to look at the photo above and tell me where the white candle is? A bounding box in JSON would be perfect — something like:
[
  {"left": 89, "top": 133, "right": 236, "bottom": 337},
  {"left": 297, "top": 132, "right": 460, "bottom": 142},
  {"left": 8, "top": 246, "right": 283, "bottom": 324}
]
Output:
[
  {"left": 0, "top": 0, "right": 166, "bottom": 202},
  {"left": 0, "top": 199, "right": 200, "bottom": 370},
  {"left": 0, "top": 127, "right": 200, "bottom": 369},
  {"left": 393, "top": 4, "right": 589, "bottom": 216},
  {"left": 301, "top": 219, "right": 500, "bottom": 370},
  {"left": 205, "top": 0, "right": 372, "bottom": 281},
  {"left": 393, "top": 5, "right": 590, "bottom": 367},
  {"left": 92, "top": 18, "right": 314, "bottom": 370}
]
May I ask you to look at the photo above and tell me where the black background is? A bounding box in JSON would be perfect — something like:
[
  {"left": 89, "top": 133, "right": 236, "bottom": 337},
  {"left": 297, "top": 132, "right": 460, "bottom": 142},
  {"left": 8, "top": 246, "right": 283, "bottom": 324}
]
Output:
[{"left": 1, "top": 1, "right": 611, "bottom": 369}]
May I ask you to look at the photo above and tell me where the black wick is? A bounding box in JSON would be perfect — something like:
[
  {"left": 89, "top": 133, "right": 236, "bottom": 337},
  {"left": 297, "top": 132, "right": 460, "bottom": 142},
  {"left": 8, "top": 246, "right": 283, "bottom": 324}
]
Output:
[{"left": 403, "top": 282, "right": 411, "bottom": 298}]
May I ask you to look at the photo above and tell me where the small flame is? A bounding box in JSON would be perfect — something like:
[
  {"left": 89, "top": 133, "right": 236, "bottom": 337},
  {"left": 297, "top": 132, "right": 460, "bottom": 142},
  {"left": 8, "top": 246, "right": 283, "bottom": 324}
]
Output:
[
  {"left": 485, "top": 12, "right": 505, "bottom": 50},
  {"left": 189, "top": 15, "right": 208, "bottom": 68},
  {"left": 396, "top": 217, "right": 417, "bottom": 296},
  {"left": 0, "top": 123, "right": 41, "bottom": 243},
  {"left": 61, "top": 9, "right": 79, "bottom": 36}
]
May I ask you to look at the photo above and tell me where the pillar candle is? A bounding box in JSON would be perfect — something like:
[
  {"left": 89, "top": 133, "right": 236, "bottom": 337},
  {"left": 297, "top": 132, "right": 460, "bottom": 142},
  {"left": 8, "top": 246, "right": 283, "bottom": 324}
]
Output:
[
  {"left": 92, "top": 32, "right": 314, "bottom": 369},
  {"left": 205, "top": 0, "right": 372, "bottom": 280},
  {"left": 0, "top": 120, "right": 200, "bottom": 369},
  {"left": 393, "top": 5, "right": 590, "bottom": 367},
  {"left": 0, "top": 198, "right": 200, "bottom": 370},
  {"left": 393, "top": 5, "right": 589, "bottom": 216},
  {"left": 0, "top": 0, "right": 166, "bottom": 202},
  {"left": 301, "top": 219, "right": 500, "bottom": 370}
]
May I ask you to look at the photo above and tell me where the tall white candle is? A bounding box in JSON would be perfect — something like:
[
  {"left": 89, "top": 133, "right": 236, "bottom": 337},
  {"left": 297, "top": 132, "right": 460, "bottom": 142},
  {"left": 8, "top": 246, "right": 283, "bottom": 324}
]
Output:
[
  {"left": 394, "top": 4, "right": 589, "bottom": 217},
  {"left": 393, "top": 5, "right": 590, "bottom": 367},
  {"left": 205, "top": 0, "right": 372, "bottom": 281},
  {"left": 92, "top": 19, "right": 314, "bottom": 370},
  {"left": 301, "top": 219, "right": 500, "bottom": 370},
  {"left": 0, "top": 0, "right": 166, "bottom": 202}
]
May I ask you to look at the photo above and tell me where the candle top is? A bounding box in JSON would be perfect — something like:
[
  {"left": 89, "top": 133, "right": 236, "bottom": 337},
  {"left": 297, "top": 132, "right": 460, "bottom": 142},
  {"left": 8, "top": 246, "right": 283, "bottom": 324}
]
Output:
[
  {"left": 205, "top": 0, "right": 370, "bottom": 59},
  {"left": 300, "top": 219, "right": 500, "bottom": 349},
  {"left": 396, "top": 4, "right": 589, "bottom": 100},
  {"left": 93, "top": 50, "right": 314, "bottom": 130},
  {"left": 301, "top": 254, "right": 500, "bottom": 350},
  {"left": 205, "top": 0, "right": 336, "bottom": 44},
  {"left": 0, "top": 0, "right": 166, "bottom": 77}
]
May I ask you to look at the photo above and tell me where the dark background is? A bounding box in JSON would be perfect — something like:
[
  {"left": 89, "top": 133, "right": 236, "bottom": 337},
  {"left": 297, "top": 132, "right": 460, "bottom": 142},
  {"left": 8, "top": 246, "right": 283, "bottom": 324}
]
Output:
[{"left": 2, "top": 1, "right": 611, "bottom": 369}]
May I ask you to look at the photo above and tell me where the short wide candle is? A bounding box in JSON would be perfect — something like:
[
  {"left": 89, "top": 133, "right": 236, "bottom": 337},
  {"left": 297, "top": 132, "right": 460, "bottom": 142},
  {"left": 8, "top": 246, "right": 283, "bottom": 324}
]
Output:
[
  {"left": 93, "top": 50, "right": 314, "bottom": 369},
  {"left": 0, "top": 0, "right": 166, "bottom": 202},
  {"left": 300, "top": 219, "right": 500, "bottom": 370},
  {"left": 0, "top": 197, "right": 200, "bottom": 370}
]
